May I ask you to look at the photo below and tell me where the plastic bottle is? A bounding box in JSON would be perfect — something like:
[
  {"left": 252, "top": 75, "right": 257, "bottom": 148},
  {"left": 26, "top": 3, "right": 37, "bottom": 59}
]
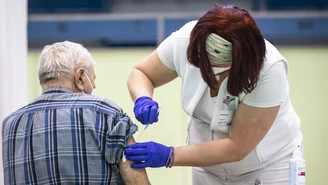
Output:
[{"left": 289, "top": 145, "right": 306, "bottom": 185}]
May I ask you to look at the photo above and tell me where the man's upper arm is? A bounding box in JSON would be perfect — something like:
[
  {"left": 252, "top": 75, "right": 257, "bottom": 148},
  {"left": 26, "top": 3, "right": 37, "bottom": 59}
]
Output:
[
  {"left": 119, "top": 137, "right": 151, "bottom": 185},
  {"left": 110, "top": 108, "right": 151, "bottom": 184},
  {"left": 100, "top": 98, "right": 151, "bottom": 184}
]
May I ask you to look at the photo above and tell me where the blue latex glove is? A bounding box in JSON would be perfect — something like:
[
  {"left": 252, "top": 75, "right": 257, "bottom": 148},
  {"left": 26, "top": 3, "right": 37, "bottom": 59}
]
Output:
[
  {"left": 124, "top": 141, "right": 171, "bottom": 168},
  {"left": 133, "top": 96, "right": 159, "bottom": 125}
]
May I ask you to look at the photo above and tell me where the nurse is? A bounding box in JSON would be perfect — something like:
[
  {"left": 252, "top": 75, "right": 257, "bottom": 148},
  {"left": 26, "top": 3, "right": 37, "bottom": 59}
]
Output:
[{"left": 125, "top": 4, "right": 303, "bottom": 185}]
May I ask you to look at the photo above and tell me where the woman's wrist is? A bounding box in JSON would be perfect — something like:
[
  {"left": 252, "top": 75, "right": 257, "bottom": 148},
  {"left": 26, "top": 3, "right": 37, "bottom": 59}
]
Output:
[{"left": 165, "top": 147, "right": 175, "bottom": 168}]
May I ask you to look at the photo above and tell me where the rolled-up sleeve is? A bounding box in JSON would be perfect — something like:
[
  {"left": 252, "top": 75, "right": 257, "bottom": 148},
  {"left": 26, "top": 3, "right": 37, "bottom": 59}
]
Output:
[{"left": 104, "top": 110, "right": 138, "bottom": 164}]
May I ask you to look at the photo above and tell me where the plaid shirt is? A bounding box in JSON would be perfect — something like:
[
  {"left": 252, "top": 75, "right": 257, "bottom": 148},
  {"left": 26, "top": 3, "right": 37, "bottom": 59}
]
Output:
[{"left": 2, "top": 86, "right": 138, "bottom": 185}]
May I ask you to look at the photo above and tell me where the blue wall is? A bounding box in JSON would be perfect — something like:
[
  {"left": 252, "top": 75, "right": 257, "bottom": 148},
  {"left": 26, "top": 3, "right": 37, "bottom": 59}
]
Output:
[
  {"left": 28, "top": 20, "right": 156, "bottom": 45},
  {"left": 28, "top": 0, "right": 328, "bottom": 13},
  {"left": 28, "top": 17, "right": 328, "bottom": 46},
  {"left": 28, "top": 0, "right": 110, "bottom": 13},
  {"left": 266, "top": 0, "right": 328, "bottom": 10}
]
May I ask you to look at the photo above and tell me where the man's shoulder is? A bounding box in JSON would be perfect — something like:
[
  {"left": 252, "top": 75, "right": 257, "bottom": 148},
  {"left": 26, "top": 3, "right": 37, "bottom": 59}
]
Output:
[
  {"left": 3, "top": 94, "right": 125, "bottom": 121},
  {"left": 2, "top": 104, "right": 28, "bottom": 123},
  {"left": 75, "top": 94, "right": 124, "bottom": 115},
  {"left": 91, "top": 95, "right": 122, "bottom": 110}
]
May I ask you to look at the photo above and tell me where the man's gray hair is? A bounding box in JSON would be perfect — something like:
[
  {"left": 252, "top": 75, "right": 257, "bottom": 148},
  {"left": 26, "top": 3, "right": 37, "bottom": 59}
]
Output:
[{"left": 38, "top": 41, "right": 95, "bottom": 84}]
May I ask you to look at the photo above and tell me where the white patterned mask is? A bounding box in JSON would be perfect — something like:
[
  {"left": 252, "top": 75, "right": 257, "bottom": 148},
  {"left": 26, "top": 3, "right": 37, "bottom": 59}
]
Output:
[{"left": 206, "top": 33, "right": 232, "bottom": 65}]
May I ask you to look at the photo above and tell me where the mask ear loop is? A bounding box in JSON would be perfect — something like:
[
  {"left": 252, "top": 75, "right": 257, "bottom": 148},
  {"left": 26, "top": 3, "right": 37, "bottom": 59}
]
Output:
[{"left": 84, "top": 72, "right": 95, "bottom": 95}]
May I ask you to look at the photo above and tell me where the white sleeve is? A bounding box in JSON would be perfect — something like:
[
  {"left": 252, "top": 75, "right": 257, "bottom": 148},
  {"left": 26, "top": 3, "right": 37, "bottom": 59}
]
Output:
[
  {"left": 157, "top": 20, "right": 197, "bottom": 72},
  {"left": 157, "top": 33, "right": 176, "bottom": 71},
  {"left": 242, "top": 61, "right": 288, "bottom": 107}
]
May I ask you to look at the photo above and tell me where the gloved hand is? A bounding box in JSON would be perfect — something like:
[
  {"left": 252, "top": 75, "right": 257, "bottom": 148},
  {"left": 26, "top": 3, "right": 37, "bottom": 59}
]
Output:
[
  {"left": 133, "top": 96, "right": 159, "bottom": 125},
  {"left": 124, "top": 141, "right": 171, "bottom": 168}
]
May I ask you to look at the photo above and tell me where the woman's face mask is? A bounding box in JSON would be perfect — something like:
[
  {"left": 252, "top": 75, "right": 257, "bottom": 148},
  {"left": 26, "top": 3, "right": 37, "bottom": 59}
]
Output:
[
  {"left": 212, "top": 66, "right": 230, "bottom": 75},
  {"left": 212, "top": 66, "right": 230, "bottom": 81},
  {"left": 206, "top": 33, "right": 232, "bottom": 65}
]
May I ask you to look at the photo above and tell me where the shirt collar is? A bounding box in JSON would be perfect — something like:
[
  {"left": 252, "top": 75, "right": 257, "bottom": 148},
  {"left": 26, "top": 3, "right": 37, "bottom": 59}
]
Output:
[{"left": 42, "top": 86, "right": 74, "bottom": 95}]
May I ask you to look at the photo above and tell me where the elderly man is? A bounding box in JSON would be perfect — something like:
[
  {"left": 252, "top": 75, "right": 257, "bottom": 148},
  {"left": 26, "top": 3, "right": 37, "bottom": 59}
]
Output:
[{"left": 2, "top": 41, "right": 151, "bottom": 185}]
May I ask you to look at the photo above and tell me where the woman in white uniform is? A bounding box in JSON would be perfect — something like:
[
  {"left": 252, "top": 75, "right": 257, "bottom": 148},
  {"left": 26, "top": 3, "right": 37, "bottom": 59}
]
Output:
[{"left": 124, "top": 4, "right": 303, "bottom": 185}]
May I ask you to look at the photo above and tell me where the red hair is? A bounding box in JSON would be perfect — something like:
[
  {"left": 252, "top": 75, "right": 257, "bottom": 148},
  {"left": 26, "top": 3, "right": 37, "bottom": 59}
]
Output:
[{"left": 187, "top": 4, "right": 266, "bottom": 96}]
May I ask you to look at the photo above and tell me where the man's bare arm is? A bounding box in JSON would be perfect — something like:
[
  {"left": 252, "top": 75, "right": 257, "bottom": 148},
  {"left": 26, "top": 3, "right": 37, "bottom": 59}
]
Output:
[{"left": 119, "top": 137, "right": 151, "bottom": 185}]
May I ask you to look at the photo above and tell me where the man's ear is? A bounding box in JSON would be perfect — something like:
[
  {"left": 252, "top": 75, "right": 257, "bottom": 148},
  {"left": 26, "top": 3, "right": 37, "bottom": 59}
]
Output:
[{"left": 74, "top": 68, "right": 85, "bottom": 92}]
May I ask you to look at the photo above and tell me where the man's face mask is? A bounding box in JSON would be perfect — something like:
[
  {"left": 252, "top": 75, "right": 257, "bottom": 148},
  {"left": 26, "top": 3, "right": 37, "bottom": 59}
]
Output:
[{"left": 84, "top": 72, "right": 96, "bottom": 96}]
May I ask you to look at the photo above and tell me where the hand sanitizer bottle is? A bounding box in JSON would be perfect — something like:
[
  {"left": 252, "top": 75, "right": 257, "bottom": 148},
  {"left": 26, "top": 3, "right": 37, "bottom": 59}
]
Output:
[{"left": 289, "top": 145, "right": 306, "bottom": 185}]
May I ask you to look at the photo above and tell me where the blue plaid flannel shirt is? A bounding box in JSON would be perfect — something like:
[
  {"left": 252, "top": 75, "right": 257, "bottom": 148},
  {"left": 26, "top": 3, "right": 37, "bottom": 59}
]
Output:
[{"left": 2, "top": 86, "right": 138, "bottom": 185}]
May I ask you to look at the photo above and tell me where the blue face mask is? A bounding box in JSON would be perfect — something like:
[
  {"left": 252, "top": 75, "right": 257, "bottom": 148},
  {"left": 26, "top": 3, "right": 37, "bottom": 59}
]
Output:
[{"left": 84, "top": 72, "right": 96, "bottom": 96}]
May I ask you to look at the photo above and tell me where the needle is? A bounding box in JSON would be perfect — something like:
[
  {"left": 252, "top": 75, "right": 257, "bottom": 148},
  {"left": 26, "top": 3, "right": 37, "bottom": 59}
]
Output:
[{"left": 138, "top": 96, "right": 168, "bottom": 138}]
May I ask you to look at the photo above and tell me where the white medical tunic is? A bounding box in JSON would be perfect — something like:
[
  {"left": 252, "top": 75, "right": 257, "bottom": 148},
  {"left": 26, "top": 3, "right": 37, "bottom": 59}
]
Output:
[{"left": 157, "top": 20, "right": 303, "bottom": 183}]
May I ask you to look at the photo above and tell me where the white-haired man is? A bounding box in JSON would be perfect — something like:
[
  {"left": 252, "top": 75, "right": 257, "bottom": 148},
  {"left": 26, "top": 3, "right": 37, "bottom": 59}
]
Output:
[{"left": 2, "top": 41, "right": 151, "bottom": 185}]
